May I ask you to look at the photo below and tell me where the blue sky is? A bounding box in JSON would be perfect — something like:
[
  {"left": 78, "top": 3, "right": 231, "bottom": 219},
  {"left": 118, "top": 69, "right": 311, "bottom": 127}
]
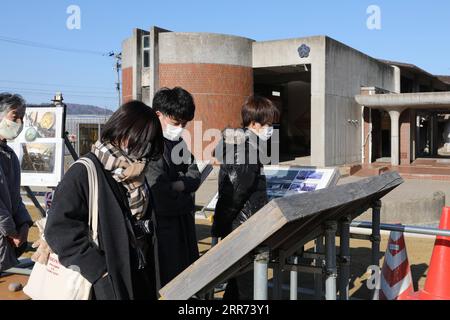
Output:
[{"left": 1, "top": 0, "right": 449, "bottom": 110}]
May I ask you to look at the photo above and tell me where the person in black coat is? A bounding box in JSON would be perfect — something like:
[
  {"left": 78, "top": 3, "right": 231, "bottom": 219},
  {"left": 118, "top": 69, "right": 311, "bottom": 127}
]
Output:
[
  {"left": 44, "top": 101, "right": 164, "bottom": 300},
  {"left": 212, "top": 95, "right": 279, "bottom": 300},
  {"left": 0, "top": 93, "right": 32, "bottom": 272},
  {"left": 145, "top": 87, "right": 201, "bottom": 287}
]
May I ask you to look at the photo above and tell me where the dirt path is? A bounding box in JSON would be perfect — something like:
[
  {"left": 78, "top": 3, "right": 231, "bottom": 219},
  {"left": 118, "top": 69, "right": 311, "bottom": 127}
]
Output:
[{"left": 20, "top": 207, "right": 436, "bottom": 300}]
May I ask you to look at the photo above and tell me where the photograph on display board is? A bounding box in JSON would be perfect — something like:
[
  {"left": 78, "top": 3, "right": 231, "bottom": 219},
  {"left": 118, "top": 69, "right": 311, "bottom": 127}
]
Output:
[
  {"left": 265, "top": 169, "right": 299, "bottom": 184},
  {"left": 8, "top": 107, "right": 64, "bottom": 144},
  {"left": 300, "top": 183, "right": 318, "bottom": 192},
  {"left": 24, "top": 110, "right": 57, "bottom": 140},
  {"left": 286, "top": 182, "right": 317, "bottom": 193},
  {"left": 288, "top": 183, "right": 303, "bottom": 192},
  {"left": 6, "top": 106, "right": 66, "bottom": 187},
  {"left": 295, "top": 170, "right": 324, "bottom": 181},
  {"left": 267, "top": 182, "right": 293, "bottom": 200},
  {"left": 205, "top": 166, "right": 339, "bottom": 211},
  {"left": 20, "top": 143, "right": 56, "bottom": 174},
  {"left": 265, "top": 169, "right": 299, "bottom": 200}
]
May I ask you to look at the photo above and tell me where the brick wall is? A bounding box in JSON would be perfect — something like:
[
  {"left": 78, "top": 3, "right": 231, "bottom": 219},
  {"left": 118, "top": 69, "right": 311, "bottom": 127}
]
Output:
[
  {"left": 159, "top": 63, "right": 253, "bottom": 160},
  {"left": 122, "top": 67, "right": 133, "bottom": 103},
  {"left": 400, "top": 109, "right": 411, "bottom": 165}
]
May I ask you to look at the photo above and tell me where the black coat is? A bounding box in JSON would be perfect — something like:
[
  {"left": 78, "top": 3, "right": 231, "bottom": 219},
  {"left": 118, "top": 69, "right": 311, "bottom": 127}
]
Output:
[
  {"left": 145, "top": 138, "right": 201, "bottom": 287},
  {"left": 0, "top": 143, "right": 33, "bottom": 271},
  {"left": 212, "top": 129, "right": 269, "bottom": 238},
  {"left": 45, "top": 153, "right": 158, "bottom": 300}
]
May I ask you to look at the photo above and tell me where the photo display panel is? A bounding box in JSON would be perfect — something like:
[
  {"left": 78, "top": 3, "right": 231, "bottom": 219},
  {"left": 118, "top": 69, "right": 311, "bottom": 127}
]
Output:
[
  {"left": 204, "top": 166, "right": 340, "bottom": 211},
  {"left": 7, "top": 106, "right": 65, "bottom": 187}
]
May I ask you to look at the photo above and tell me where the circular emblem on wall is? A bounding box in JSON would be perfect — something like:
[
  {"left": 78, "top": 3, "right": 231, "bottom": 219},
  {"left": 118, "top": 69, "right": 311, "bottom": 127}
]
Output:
[{"left": 298, "top": 44, "right": 310, "bottom": 58}]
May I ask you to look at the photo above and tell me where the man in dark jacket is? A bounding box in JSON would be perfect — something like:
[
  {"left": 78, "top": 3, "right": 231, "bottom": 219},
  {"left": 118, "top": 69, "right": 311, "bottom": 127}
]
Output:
[
  {"left": 212, "top": 95, "right": 279, "bottom": 300},
  {"left": 146, "top": 87, "right": 201, "bottom": 287},
  {"left": 0, "top": 93, "right": 32, "bottom": 272}
]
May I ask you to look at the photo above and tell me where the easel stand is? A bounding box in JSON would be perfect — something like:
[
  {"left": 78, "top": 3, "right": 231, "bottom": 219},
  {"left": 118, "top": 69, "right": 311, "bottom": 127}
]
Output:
[{"left": 23, "top": 115, "right": 79, "bottom": 218}]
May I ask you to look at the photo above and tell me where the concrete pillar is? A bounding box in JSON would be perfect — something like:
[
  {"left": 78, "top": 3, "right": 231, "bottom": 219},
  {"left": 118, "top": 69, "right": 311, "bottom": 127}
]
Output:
[
  {"left": 371, "top": 200, "right": 382, "bottom": 300},
  {"left": 386, "top": 108, "right": 405, "bottom": 166},
  {"left": 290, "top": 255, "right": 298, "bottom": 300},
  {"left": 149, "top": 26, "right": 171, "bottom": 107},
  {"left": 314, "top": 237, "right": 324, "bottom": 299},
  {"left": 324, "top": 221, "right": 337, "bottom": 300},
  {"left": 132, "top": 29, "right": 143, "bottom": 102},
  {"left": 254, "top": 247, "right": 270, "bottom": 300},
  {"left": 392, "top": 65, "right": 401, "bottom": 94}
]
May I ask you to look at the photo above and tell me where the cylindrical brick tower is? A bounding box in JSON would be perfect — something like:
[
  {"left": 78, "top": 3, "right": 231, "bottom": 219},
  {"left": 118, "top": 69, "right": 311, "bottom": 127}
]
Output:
[{"left": 158, "top": 32, "right": 254, "bottom": 159}]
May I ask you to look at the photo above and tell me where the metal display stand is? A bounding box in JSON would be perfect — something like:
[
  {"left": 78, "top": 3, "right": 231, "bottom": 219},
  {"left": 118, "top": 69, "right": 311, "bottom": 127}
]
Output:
[
  {"left": 21, "top": 99, "right": 79, "bottom": 218},
  {"left": 206, "top": 165, "right": 341, "bottom": 299},
  {"left": 159, "top": 172, "right": 404, "bottom": 300}
]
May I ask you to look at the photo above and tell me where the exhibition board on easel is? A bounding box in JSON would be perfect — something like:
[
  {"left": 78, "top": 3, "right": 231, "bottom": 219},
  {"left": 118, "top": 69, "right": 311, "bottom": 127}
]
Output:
[{"left": 7, "top": 106, "right": 65, "bottom": 187}]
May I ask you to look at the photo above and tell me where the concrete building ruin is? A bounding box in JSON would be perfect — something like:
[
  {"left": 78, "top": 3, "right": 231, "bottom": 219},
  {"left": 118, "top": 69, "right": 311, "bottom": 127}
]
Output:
[{"left": 122, "top": 27, "right": 450, "bottom": 168}]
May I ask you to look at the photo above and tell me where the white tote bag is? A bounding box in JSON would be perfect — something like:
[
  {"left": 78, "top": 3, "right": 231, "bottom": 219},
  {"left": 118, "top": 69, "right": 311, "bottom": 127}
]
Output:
[{"left": 24, "top": 157, "right": 100, "bottom": 300}]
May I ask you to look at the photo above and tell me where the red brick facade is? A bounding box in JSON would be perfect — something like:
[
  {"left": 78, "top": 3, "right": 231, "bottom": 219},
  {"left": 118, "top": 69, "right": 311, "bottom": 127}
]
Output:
[
  {"left": 159, "top": 63, "right": 253, "bottom": 128},
  {"left": 122, "top": 67, "right": 133, "bottom": 103},
  {"left": 159, "top": 63, "right": 253, "bottom": 159},
  {"left": 363, "top": 108, "right": 413, "bottom": 165},
  {"left": 400, "top": 110, "right": 411, "bottom": 165}
]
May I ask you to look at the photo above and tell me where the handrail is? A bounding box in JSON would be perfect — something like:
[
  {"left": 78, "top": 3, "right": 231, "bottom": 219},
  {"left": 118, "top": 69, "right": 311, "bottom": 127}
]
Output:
[{"left": 351, "top": 221, "right": 450, "bottom": 237}]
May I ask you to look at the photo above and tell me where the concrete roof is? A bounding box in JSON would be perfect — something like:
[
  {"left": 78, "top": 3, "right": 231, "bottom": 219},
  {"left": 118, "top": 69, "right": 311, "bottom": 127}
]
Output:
[
  {"left": 379, "top": 59, "right": 450, "bottom": 89},
  {"left": 379, "top": 59, "right": 435, "bottom": 78},
  {"left": 437, "top": 75, "right": 450, "bottom": 85},
  {"left": 355, "top": 92, "right": 450, "bottom": 109}
]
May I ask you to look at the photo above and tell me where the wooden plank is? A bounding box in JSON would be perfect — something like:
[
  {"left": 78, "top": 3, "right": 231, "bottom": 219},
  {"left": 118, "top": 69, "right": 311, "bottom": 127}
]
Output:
[
  {"left": 160, "top": 202, "right": 287, "bottom": 300},
  {"left": 273, "top": 172, "right": 403, "bottom": 222},
  {"left": 262, "top": 172, "right": 402, "bottom": 255},
  {"left": 159, "top": 172, "right": 403, "bottom": 300},
  {"left": 270, "top": 201, "right": 372, "bottom": 259}
]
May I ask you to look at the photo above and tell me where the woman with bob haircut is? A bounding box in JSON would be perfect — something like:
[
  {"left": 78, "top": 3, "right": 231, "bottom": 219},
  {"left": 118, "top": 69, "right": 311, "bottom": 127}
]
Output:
[{"left": 43, "top": 100, "right": 164, "bottom": 300}]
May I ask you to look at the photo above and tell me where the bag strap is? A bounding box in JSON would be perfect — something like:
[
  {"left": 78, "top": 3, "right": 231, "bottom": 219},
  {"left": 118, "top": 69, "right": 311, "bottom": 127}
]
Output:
[{"left": 75, "top": 157, "right": 99, "bottom": 246}]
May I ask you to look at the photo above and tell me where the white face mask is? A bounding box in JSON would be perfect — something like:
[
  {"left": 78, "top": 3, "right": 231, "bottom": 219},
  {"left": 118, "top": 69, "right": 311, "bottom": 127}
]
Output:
[
  {"left": 163, "top": 123, "right": 184, "bottom": 141},
  {"left": 258, "top": 126, "right": 274, "bottom": 141},
  {"left": 0, "top": 118, "right": 23, "bottom": 141}
]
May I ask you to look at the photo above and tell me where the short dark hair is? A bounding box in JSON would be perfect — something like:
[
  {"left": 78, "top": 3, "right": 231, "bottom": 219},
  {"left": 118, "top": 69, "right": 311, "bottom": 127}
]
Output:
[
  {"left": 241, "top": 95, "right": 280, "bottom": 127},
  {"left": 152, "top": 87, "right": 195, "bottom": 122},
  {"left": 101, "top": 100, "right": 163, "bottom": 160},
  {"left": 0, "top": 92, "right": 26, "bottom": 115}
]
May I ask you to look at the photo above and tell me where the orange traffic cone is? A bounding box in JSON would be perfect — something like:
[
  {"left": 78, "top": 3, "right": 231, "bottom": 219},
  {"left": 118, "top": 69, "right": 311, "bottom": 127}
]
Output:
[
  {"left": 379, "top": 230, "right": 414, "bottom": 300},
  {"left": 417, "top": 207, "right": 450, "bottom": 300}
]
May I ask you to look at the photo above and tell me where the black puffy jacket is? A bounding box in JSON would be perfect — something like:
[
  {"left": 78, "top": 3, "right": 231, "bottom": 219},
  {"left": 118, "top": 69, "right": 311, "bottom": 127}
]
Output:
[{"left": 212, "top": 129, "right": 268, "bottom": 238}]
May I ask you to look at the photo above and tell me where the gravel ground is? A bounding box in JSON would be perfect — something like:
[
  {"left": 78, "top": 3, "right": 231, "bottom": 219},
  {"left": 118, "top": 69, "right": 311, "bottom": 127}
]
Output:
[{"left": 23, "top": 201, "right": 436, "bottom": 300}]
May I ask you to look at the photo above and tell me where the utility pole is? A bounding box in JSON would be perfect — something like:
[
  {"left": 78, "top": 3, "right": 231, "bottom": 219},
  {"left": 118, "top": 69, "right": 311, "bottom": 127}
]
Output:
[{"left": 109, "top": 51, "right": 122, "bottom": 108}]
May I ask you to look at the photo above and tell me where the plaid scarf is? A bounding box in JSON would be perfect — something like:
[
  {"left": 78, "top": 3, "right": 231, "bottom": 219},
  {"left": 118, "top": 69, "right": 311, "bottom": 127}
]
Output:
[{"left": 92, "top": 141, "right": 148, "bottom": 220}]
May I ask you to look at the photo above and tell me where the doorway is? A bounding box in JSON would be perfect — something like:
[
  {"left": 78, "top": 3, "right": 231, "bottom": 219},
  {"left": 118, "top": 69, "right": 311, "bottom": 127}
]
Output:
[
  {"left": 416, "top": 110, "right": 450, "bottom": 158},
  {"left": 253, "top": 65, "right": 311, "bottom": 161}
]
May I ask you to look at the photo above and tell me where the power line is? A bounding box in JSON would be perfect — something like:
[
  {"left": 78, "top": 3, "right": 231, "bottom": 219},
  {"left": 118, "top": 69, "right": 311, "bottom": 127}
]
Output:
[
  {"left": 0, "top": 86, "right": 116, "bottom": 96},
  {"left": 0, "top": 35, "right": 111, "bottom": 56},
  {"left": 0, "top": 35, "right": 121, "bottom": 105},
  {"left": 0, "top": 79, "right": 113, "bottom": 90},
  {"left": 0, "top": 83, "right": 116, "bottom": 95},
  {"left": 0, "top": 87, "right": 117, "bottom": 100},
  {"left": 0, "top": 83, "right": 116, "bottom": 94}
]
